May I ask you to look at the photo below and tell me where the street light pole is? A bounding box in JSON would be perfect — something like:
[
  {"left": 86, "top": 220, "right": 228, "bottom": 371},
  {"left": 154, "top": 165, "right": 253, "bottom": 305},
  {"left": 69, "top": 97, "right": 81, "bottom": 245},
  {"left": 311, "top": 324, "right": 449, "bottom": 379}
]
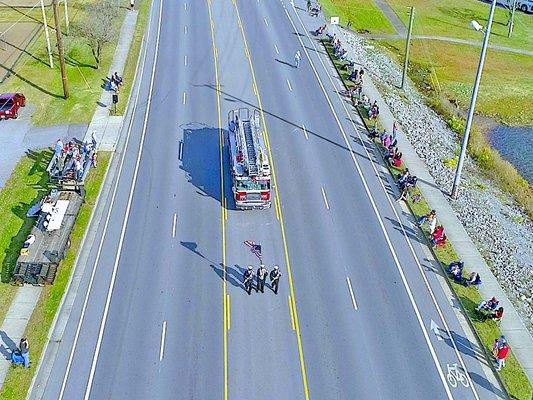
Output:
[
  {"left": 40, "top": 0, "right": 53, "bottom": 68},
  {"left": 52, "top": 0, "right": 69, "bottom": 99},
  {"left": 451, "top": 0, "right": 497, "bottom": 199},
  {"left": 401, "top": 6, "right": 415, "bottom": 90}
]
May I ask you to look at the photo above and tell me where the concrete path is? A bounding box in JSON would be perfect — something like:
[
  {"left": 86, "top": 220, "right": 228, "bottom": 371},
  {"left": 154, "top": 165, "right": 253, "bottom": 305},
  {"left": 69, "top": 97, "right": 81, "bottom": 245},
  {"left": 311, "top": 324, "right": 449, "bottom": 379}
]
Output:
[
  {"left": 360, "top": 32, "right": 533, "bottom": 56},
  {"left": 372, "top": 0, "right": 406, "bottom": 36},
  {"left": 0, "top": 7, "right": 138, "bottom": 392},
  {"left": 84, "top": 10, "right": 139, "bottom": 150},
  {"left": 335, "top": 26, "right": 533, "bottom": 382},
  {"left": 0, "top": 105, "right": 87, "bottom": 189}
]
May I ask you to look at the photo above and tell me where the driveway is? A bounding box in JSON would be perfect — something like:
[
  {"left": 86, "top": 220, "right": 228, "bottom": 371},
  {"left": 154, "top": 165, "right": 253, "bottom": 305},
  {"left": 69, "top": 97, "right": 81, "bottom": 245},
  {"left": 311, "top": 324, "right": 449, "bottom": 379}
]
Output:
[{"left": 0, "top": 104, "right": 87, "bottom": 188}]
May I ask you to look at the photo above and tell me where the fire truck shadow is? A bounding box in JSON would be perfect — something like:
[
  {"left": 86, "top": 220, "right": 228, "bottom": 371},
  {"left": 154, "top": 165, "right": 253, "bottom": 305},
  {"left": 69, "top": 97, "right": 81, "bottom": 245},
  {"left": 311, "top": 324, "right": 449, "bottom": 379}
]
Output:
[{"left": 179, "top": 126, "right": 234, "bottom": 208}]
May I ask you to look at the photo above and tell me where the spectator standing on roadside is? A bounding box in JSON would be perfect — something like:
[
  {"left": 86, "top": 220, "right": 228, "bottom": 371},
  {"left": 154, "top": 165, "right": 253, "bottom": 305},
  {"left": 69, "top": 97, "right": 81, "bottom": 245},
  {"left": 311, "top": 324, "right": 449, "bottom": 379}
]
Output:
[
  {"left": 418, "top": 210, "right": 437, "bottom": 233},
  {"left": 19, "top": 337, "right": 30, "bottom": 368},
  {"left": 130, "top": 0, "right": 135, "bottom": 10},
  {"left": 495, "top": 342, "right": 509, "bottom": 371},
  {"left": 392, "top": 121, "right": 398, "bottom": 141}
]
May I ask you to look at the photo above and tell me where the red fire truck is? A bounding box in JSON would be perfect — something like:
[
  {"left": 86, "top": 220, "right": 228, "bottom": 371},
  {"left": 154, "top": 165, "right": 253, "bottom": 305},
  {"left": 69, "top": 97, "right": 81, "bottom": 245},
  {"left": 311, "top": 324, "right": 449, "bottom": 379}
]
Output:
[{"left": 227, "top": 108, "right": 271, "bottom": 210}]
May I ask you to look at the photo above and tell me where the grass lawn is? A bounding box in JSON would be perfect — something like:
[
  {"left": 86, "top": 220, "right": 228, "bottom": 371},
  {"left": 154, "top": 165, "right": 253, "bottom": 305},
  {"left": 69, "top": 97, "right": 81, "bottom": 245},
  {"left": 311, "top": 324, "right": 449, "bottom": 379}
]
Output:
[
  {"left": 324, "top": 40, "right": 532, "bottom": 400},
  {"left": 0, "top": 0, "right": 126, "bottom": 126},
  {"left": 379, "top": 39, "right": 533, "bottom": 126},
  {"left": 319, "top": 0, "right": 396, "bottom": 34},
  {"left": 0, "top": 152, "right": 111, "bottom": 400},
  {"left": 116, "top": 0, "right": 153, "bottom": 115},
  {"left": 0, "top": 150, "right": 53, "bottom": 325},
  {"left": 388, "top": 0, "right": 533, "bottom": 52}
]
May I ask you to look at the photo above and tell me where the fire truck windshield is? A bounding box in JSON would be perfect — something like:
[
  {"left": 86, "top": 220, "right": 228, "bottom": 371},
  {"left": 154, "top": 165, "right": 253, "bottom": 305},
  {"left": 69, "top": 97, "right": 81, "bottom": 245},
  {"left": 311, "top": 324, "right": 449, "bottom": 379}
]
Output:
[{"left": 236, "top": 180, "right": 270, "bottom": 191}]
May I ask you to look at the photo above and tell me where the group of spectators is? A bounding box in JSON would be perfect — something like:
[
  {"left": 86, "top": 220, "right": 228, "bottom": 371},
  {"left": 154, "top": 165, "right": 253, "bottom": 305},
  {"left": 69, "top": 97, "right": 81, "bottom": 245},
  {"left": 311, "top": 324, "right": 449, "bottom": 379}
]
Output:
[
  {"left": 53, "top": 134, "right": 97, "bottom": 182},
  {"left": 108, "top": 71, "right": 123, "bottom": 93}
]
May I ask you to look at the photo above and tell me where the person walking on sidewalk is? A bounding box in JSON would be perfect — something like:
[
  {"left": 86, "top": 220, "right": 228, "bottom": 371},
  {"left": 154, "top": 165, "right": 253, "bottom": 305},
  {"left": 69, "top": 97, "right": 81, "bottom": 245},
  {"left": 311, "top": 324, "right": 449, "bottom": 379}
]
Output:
[
  {"left": 256, "top": 265, "right": 268, "bottom": 293},
  {"left": 294, "top": 50, "right": 302, "bottom": 68},
  {"left": 270, "top": 265, "right": 282, "bottom": 294},
  {"left": 243, "top": 266, "right": 254, "bottom": 295}
]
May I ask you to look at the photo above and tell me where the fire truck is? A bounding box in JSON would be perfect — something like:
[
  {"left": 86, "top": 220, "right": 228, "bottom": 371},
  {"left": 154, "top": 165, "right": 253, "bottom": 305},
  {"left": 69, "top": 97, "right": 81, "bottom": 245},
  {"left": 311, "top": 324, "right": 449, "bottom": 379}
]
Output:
[{"left": 227, "top": 108, "right": 271, "bottom": 210}]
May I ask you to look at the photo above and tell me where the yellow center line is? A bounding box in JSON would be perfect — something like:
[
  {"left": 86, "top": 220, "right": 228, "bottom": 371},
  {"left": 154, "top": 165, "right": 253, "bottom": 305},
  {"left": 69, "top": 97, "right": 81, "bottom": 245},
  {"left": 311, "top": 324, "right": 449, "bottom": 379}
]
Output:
[
  {"left": 230, "top": 2, "right": 310, "bottom": 398},
  {"left": 206, "top": 1, "right": 228, "bottom": 399},
  {"left": 288, "top": 295, "right": 296, "bottom": 331},
  {"left": 227, "top": 294, "right": 231, "bottom": 330}
]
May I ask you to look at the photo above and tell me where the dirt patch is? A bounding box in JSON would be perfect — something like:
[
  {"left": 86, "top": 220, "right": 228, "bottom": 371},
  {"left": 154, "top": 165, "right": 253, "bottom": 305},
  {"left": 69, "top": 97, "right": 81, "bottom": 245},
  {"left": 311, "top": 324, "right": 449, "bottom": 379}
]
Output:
[{"left": 0, "top": 22, "right": 42, "bottom": 83}]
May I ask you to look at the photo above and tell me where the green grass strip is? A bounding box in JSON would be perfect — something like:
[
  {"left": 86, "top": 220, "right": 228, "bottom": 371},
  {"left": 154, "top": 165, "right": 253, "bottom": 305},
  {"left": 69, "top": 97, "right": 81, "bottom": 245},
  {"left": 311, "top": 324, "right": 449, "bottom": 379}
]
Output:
[
  {"left": 0, "top": 152, "right": 111, "bottom": 400},
  {"left": 323, "top": 39, "right": 532, "bottom": 400},
  {"left": 0, "top": 151, "right": 54, "bottom": 324}
]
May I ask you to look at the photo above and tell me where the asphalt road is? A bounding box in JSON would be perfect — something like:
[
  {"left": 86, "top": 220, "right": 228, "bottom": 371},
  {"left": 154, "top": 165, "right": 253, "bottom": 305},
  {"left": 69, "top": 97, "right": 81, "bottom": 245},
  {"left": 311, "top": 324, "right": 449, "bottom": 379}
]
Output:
[{"left": 33, "top": 0, "right": 505, "bottom": 399}]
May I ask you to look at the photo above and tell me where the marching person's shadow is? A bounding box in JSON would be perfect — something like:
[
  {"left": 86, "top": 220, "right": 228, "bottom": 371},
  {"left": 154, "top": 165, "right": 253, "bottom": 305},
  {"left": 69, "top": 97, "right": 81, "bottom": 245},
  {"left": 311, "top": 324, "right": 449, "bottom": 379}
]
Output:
[{"left": 210, "top": 263, "right": 247, "bottom": 290}]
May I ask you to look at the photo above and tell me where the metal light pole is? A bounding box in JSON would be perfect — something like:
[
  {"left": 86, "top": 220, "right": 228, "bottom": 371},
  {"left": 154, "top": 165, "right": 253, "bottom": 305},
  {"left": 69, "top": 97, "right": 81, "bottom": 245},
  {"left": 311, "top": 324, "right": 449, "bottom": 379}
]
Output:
[
  {"left": 52, "top": 0, "right": 69, "bottom": 99},
  {"left": 63, "top": 0, "right": 70, "bottom": 35},
  {"left": 401, "top": 7, "right": 415, "bottom": 90},
  {"left": 451, "top": 0, "right": 498, "bottom": 199},
  {"left": 40, "top": 0, "right": 53, "bottom": 68},
  {"left": 508, "top": 0, "right": 516, "bottom": 38}
]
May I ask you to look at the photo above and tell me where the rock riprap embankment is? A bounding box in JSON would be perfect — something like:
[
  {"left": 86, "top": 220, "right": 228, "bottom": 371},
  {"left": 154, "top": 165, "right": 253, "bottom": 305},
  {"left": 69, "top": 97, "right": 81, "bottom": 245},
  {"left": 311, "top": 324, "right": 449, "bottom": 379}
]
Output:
[{"left": 342, "top": 31, "right": 533, "bottom": 331}]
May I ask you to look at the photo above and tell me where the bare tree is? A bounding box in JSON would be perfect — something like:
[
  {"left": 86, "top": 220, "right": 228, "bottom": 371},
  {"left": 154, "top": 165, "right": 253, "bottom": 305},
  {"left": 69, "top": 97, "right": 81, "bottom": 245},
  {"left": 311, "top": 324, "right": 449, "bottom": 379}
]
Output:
[{"left": 74, "top": 0, "right": 120, "bottom": 68}]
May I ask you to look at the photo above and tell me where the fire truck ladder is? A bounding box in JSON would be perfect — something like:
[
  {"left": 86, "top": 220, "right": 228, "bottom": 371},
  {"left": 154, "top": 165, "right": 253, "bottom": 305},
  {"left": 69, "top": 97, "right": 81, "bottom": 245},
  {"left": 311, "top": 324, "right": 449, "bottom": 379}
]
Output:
[{"left": 241, "top": 119, "right": 259, "bottom": 175}]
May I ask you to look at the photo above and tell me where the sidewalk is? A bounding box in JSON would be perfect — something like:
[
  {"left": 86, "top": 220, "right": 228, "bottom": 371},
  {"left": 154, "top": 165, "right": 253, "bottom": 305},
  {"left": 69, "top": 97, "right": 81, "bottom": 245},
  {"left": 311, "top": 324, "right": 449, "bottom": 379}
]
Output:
[
  {"left": 335, "top": 26, "right": 533, "bottom": 382},
  {"left": 372, "top": 0, "right": 406, "bottom": 36},
  {"left": 0, "top": 8, "right": 138, "bottom": 390}
]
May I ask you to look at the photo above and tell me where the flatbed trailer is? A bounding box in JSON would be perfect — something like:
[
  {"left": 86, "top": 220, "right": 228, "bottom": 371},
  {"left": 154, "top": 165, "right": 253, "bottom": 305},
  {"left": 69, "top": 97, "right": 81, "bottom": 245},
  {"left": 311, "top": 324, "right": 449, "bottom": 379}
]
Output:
[{"left": 13, "top": 190, "right": 83, "bottom": 285}]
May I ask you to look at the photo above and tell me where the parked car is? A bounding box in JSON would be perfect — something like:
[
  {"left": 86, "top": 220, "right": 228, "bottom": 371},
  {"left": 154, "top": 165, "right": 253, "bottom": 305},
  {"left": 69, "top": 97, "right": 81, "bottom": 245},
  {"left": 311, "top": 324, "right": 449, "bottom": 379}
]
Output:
[
  {"left": 516, "top": 0, "right": 533, "bottom": 12},
  {"left": 0, "top": 93, "right": 26, "bottom": 120}
]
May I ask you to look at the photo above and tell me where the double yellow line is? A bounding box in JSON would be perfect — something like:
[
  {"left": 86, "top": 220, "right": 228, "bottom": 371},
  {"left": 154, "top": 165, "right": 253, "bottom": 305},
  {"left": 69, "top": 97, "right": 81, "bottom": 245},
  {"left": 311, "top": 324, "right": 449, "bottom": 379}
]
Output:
[
  {"left": 207, "top": 0, "right": 310, "bottom": 398},
  {"left": 230, "top": 1, "right": 310, "bottom": 399}
]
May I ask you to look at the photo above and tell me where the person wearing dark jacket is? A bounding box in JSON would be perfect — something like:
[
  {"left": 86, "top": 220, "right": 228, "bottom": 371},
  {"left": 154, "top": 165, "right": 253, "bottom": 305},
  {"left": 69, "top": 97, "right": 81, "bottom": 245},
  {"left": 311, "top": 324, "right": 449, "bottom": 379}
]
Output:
[
  {"left": 256, "top": 265, "right": 268, "bottom": 293},
  {"left": 270, "top": 265, "right": 282, "bottom": 294},
  {"left": 243, "top": 266, "right": 254, "bottom": 295}
]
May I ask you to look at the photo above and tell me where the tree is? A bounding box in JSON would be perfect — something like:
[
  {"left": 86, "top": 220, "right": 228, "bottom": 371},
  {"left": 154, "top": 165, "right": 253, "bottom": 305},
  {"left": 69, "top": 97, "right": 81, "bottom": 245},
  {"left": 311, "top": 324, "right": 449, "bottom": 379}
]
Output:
[{"left": 74, "top": 0, "right": 120, "bottom": 68}]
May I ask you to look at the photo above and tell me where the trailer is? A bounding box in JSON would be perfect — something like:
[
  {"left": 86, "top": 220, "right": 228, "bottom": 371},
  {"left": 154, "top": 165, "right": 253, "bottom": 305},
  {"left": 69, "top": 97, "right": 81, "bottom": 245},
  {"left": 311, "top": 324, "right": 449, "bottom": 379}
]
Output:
[{"left": 13, "top": 189, "right": 83, "bottom": 285}]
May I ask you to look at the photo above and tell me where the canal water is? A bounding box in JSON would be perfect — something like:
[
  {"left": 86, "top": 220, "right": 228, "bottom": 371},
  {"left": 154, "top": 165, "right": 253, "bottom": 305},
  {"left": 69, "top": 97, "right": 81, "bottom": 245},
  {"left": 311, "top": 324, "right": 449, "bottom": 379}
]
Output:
[{"left": 487, "top": 125, "right": 533, "bottom": 185}]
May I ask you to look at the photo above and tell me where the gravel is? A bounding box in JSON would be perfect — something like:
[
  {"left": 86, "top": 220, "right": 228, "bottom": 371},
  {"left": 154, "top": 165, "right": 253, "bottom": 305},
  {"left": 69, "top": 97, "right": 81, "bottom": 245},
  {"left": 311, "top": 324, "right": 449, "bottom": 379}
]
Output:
[{"left": 341, "top": 29, "right": 533, "bottom": 332}]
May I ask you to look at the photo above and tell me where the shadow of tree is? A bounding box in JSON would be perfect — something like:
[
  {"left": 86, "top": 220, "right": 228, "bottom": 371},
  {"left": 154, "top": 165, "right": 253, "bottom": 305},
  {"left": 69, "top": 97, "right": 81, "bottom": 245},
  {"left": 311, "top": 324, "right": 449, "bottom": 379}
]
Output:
[{"left": 1, "top": 149, "right": 53, "bottom": 283}]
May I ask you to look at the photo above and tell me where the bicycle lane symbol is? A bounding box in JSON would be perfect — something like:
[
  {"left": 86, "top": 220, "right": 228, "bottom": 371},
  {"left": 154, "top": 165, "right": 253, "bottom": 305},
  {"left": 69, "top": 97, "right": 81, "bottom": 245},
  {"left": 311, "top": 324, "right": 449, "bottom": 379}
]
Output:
[{"left": 446, "top": 363, "right": 470, "bottom": 388}]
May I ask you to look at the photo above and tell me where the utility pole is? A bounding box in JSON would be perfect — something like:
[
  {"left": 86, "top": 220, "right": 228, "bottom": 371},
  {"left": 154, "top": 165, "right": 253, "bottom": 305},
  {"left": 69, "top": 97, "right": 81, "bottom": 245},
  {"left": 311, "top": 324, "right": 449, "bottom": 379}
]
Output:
[
  {"left": 63, "top": 0, "right": 70, "bottom": 35},
  {"left": 52, "top": 0, "right": 69, "bottom": 99},
  {"left": 451, "top": 0, "right": 497, "bottom": 199},
  {"left": 401, "top": 7, "right": 415, "bottom": 90},
  {"left": 40, "top": 0, "right": 53, "bottom": 68},
  {"left": 508, "top": 0, "right": 516, "bottom": 38}
]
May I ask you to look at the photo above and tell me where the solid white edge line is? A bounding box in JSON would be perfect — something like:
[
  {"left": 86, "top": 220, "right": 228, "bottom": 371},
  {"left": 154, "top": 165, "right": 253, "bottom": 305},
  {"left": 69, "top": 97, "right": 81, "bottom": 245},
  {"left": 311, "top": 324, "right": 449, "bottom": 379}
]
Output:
[
  {"left": 302, "top": 124, "right": 309, "bottom": 140},
  {"left": 288, "top": 6, "right": 480, "bottom": 399},
  {"left": 56, "top": 5, "right": 155, "bottom": 400},
  {"left": 321, "top": 186, "right": 329, "bottom": 210},
  {"left": 346, "top": 277, "right": 357, "bottom": 310},
  {"left": 282, "top": 4, "right": 454, "bottom": 399},
  {"left": 286, "top": 78, "right": 293, "bottom": 92},
  {"left": 83, "top": 1, "right": 164, "bottom": 399},
  {"left": 159, "top": 321, "right": 167, "bottom": 361},
  {"left": 172, "top": 213, "right": 177, "bottom": 237}
]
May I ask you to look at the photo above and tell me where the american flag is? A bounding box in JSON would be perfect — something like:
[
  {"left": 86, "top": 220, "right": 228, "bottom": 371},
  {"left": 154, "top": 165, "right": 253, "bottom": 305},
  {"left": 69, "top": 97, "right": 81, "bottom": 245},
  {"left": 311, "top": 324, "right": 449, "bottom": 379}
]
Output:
[{"left": 244, "top": 240, "right": 262, "bottom": 260}]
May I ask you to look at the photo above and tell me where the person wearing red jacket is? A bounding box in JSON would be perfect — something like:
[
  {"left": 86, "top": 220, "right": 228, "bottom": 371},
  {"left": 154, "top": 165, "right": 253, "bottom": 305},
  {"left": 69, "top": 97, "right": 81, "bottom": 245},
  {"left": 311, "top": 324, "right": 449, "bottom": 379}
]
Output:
[{"left": 496, "top": 343, "right": 509, "bottom": 371}]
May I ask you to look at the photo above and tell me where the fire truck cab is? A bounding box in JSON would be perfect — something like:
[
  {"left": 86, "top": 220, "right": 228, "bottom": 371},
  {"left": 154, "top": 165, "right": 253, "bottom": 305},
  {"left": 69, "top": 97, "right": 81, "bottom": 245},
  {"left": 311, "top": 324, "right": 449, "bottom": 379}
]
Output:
[{"left": 227, "top": 107, "right": 271, "bottom": 210}]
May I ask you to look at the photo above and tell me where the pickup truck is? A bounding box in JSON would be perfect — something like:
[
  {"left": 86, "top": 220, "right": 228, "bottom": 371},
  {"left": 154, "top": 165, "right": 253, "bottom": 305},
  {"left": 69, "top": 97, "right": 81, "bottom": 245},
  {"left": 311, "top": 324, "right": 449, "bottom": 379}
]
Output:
[{"left": 0, "top": 93, "right": 26, "bottom": 120}]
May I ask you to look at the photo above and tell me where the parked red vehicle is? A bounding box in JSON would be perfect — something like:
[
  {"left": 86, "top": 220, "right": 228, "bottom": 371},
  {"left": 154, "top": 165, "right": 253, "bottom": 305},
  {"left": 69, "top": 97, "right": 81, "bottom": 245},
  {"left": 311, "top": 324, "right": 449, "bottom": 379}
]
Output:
[{"left": 0, "top": 93, "right": 26, "bottom": 120}]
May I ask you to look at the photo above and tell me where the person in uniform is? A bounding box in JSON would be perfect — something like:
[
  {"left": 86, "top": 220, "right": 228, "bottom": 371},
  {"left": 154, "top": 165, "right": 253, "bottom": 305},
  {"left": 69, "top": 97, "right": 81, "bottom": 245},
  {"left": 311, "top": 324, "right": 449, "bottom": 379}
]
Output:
[
  {"left": 256, "top": 265, "right": 268, "bottom": 293},
  {"left": 243, "top": 265, "right": 254, "bottom": 295},
  {"left": 270, "top": 265, "right": 282, "bottom": 294}
]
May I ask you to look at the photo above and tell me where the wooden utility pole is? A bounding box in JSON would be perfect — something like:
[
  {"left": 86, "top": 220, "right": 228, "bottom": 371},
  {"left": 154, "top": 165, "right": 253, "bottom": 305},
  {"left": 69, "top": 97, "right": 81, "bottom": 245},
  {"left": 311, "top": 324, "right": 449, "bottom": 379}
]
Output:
[
  {"left": 52, "top": 0, "right": 69, "bottom": 99},
  {"left": 401, "top": 7, "right": 415, "bottom": 90}
]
